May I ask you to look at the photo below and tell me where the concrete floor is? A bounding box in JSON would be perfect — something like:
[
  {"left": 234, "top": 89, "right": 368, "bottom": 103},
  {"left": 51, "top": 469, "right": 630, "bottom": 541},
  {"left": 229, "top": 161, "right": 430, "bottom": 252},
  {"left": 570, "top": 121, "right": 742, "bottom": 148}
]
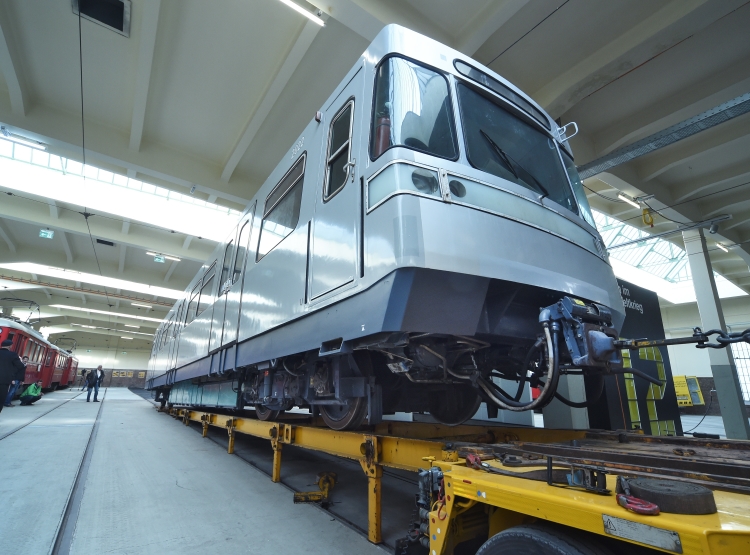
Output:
[{"left": 0, "top": 388, "right": 385, "bottom": 555}]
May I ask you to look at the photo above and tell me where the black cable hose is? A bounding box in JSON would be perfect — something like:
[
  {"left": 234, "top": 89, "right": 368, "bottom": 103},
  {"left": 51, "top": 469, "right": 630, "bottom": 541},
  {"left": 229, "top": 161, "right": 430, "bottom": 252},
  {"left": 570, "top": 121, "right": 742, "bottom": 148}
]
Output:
[
  {"left": 547, "top": 374, "right": 606, "bottom": 408},
  {"left": 514, "top": 337, "right": 543, "bottom": 401}
]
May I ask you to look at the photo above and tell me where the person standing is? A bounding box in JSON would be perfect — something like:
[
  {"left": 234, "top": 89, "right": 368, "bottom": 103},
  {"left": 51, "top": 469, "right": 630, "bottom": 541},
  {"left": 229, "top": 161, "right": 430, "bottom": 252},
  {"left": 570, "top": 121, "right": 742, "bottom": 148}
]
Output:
[
  {"left": 86, "top": 365, "right": 104, "bottom": 402},
  {"left": 79, "top": 368, "right": 88, "bottom": 391},
  {"left": 4, "top": 355, "right": 28, "bottom": 407},
  {"left": 0, "top": 339, "right": 25, "bottom": 414},
  {"left": 19, "top": 380, "right": 43, "bottom": 405}
]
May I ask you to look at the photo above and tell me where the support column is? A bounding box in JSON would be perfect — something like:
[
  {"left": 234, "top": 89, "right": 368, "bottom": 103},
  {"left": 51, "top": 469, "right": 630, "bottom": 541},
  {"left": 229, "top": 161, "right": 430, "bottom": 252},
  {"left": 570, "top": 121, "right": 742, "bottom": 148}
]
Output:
[
  {"left": 683, "top": 229, "right": 750, "bottom": 439},
  {"left": 542, "top": 375, "right": 590, "bottom": 429},
  {"left": 360, "top": 461, "right": 382, "bottom": 544},
  {"left": 271, "top": 443, "right": 283, "bottom": 483}
]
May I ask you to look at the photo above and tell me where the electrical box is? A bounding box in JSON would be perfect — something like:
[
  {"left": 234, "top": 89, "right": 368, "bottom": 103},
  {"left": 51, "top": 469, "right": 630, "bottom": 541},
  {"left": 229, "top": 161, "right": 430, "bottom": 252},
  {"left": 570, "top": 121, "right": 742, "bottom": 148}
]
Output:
[{"left": 673, "top": 376, "right": 705, "bottom": 407}]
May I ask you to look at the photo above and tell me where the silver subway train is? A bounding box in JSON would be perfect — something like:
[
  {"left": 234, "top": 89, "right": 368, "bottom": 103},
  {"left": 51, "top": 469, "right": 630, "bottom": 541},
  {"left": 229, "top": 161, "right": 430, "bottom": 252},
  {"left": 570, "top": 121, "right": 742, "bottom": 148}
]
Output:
[{"left": 147, "top": 25, "right": 625, "bottom": 430}]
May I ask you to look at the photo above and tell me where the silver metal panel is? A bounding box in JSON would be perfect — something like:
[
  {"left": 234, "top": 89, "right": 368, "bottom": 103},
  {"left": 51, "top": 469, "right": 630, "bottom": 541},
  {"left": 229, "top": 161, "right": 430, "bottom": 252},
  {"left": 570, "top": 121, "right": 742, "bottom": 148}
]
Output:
[{"left": 238, "top": 224, "right": 309, "bottom": 339}]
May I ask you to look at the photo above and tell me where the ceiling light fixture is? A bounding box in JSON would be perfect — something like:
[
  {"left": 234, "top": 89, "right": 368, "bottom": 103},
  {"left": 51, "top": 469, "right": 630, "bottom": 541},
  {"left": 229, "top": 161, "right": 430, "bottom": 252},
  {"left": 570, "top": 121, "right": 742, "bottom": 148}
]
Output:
[
  {"left": 146, "top": 251, "right": 181, "bottom": 262},
  {"left": 1, "top": 126, "right": 47, "bottom": 151},
  {"left": 617, "top": 194, "right": 641, "bottom": 209},
  {"left": 121, "top": 336, "right": 133, "bottom": 340},
  {"left": 123, "top": 324, "right": 140, "bottom": 328},
  {"left": 717, "top": 243, "right": 729, "bottom": 253},
  {"left": 131, "top": 303, "right": 152, "bottom": 309},
  {"left": 275, "top": 0, "right": 325, "bottom": 26}
]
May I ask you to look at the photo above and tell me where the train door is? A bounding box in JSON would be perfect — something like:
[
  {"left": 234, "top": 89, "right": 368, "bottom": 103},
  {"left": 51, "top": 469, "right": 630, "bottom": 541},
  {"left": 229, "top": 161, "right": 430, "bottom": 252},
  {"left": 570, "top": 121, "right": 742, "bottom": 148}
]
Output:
[
  {"left": 208, "top": 230, "right": 237, "bottom": 353},
  {"left": 309, "top": 69, "right": 364, "bottom": 300},
  {"left": 220, "top": 204, "right": 256, "bottom": 349},
  {"left": 168, "top": 302, "right": 183, "bottom": 370}
]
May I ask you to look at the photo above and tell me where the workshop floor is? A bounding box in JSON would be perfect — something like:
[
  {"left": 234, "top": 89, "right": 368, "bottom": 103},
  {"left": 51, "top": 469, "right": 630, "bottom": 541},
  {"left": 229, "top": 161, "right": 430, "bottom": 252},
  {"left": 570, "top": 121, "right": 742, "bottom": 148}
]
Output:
[{"left": 0, "top": 388, "right": 386, "bottom": 555}]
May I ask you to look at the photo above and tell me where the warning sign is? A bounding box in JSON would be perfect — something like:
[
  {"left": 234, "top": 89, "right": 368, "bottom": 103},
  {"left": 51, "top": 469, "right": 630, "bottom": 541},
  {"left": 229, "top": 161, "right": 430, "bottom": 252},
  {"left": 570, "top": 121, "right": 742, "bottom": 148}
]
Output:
[{"left": 603, "top": 515, "right": 682, "bottom": 553}]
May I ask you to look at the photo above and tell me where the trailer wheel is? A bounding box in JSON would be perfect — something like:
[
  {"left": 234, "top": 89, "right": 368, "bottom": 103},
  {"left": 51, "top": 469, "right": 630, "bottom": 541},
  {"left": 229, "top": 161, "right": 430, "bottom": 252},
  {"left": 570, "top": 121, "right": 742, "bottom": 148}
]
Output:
[
  {"left": 320, "top": 397, "right": 367, "bottom": 430},
  {"left": 428, "top": 385, "right": 481, "bottom": 426},
  {"left": 255, "top": 405, "right": 280, "bottom": 421},
  {"left": 476, "top": 524, "right": 615, "bottom": 555}
]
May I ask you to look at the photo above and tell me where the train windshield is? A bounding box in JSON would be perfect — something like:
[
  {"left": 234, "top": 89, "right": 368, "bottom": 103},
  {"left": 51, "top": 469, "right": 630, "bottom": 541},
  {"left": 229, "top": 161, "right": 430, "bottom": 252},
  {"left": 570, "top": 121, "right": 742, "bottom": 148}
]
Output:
[
  {"left": 456, "top": 83, "right": 578, "bottom": 215},
  {"left": 371, "top": 57, "right": 457, "bottom": 160}
]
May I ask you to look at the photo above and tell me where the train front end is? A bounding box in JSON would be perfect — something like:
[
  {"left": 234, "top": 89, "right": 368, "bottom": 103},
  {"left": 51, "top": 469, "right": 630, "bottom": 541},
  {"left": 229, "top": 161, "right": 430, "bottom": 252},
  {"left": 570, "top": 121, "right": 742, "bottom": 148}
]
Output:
[{"left": 357, "top": 26, "right": 625, "bottom": 423}]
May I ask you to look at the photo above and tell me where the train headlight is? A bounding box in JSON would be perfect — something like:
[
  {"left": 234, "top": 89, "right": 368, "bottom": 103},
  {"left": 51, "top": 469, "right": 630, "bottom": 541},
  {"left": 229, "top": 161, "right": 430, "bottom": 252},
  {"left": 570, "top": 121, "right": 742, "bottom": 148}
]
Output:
[{"left": 367, "top": 162, "right": 441, "bottom": 210}]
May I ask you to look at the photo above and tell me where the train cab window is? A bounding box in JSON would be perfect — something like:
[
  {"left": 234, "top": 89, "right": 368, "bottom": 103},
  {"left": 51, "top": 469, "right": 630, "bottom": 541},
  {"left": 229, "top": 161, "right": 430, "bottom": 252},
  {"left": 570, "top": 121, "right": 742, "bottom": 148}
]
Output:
[
  {"left": 257, "top": 155, "right": 305, "bottom": 261},
  {"left": 219, "top": 240, "right": 234, "bottom": 294},
  {"left": 186, "top": 282, "right": 201, "bottom": 324},
  {"left": 370, "top": 56, "right": 457, "bottom": 160},
  {"left": 325, "top": 103, "right": 353, "bottom": 199},
  {"left": 456, "top": 83, "right": 578, "bottom": 214},
  {"left": 561, "top": 151, "right": 595, "bottom": 227},
  {"left": 197, "top": 265, "right": 216, "bottom": 316}
]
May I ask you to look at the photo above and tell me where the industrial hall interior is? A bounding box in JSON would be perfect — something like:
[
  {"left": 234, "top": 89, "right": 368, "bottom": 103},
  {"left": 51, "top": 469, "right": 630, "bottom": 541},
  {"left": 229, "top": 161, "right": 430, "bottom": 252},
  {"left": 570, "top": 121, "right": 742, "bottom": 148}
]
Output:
[{"left": 1, "top": 1, "right": 750, "bottom": 554}]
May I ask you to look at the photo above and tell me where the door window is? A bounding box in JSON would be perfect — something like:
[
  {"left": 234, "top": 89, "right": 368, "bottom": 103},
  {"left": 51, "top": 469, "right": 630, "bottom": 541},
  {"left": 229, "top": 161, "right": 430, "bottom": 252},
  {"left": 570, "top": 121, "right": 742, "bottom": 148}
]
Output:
[
  {"left": 257, "top": 155, "right": 306, "bottom": 260},
  {"left": 325, "top": 102, "right": 353, "bottom": 200},
  {"left": 186, "top": 282, "right": 201, "bottom": 324},
  {"left": 219, "top": 240, "right": 234, "bottom": 293},
  {"left": 233, "top": 218, "right": 251, "bottom": 282},
  {"left": 197, "top": 264, "right": 216, "bottom": 316}
]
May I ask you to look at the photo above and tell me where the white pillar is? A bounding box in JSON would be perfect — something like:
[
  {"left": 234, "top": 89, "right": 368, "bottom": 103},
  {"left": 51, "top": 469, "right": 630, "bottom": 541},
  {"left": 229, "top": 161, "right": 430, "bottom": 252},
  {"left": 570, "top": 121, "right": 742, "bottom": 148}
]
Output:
[
  {"left": 683, "top": 228, "right": 750, "bottom": 439},
  {"left": 542, "top": 375, "right": 589, "bottom": 429}
]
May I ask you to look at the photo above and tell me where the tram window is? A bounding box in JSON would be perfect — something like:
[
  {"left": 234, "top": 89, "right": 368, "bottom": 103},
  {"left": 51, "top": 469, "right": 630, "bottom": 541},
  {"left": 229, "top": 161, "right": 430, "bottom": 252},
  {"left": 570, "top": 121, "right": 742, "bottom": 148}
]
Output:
[
  {"left": 197, "top": 265, "right": 216, "bottom": 316},
  {"left": 325, "top": 102, "right": 353, "bottom": 199},
  {"left": 186, "top": 282, "right": 201, "bottom": 324},
  {"left": 23, "top": 339, "right": 33, "bottom": 357},
  {"left": 257, "top": 156, "right": 305, "bottom": 261},
  {"left": 233, "top": 218, "right": 251, "bottom": 282},
  {"left": 371, "top": 56, "right": 457, "bottom": 160},
  {"left": 456, "top": 83, "right": 577, "bottom": 214},
  {"left": 219, "top": 240, "right": 234, "bottom": 293},
  {"left": 561, "top": 151, "right": 595, "bottom": 227}
]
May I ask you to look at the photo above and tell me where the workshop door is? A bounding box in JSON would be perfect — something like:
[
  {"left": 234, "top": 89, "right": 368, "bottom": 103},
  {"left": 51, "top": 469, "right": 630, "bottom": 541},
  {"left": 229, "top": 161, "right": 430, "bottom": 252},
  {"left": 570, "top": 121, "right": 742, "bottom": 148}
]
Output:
[{"left": 309, "top": 69, "right": 363, "bottom": 300}]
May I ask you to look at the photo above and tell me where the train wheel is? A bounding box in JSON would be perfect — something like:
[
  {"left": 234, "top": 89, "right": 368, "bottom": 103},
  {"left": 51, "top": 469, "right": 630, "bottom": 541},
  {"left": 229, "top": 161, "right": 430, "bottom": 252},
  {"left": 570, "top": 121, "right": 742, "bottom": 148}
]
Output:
[
  {"left": 476, "top": 524, "right": 615, "bottom": 555},
  {"left": 428, "top": 385, "right": 481, "bottom": 426},
  {"left": 255, "top": 404, "right": 280, "bottom": 421},
  {"left": 320, "top": 397, "right": 367, "bottom": 430}
]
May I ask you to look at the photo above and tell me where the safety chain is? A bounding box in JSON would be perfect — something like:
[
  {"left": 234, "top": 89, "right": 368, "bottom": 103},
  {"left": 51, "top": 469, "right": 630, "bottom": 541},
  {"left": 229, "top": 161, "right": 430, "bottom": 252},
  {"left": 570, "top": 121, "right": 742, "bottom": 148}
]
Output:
[{"left": 694, "top": 327, "right": 750, "bottom": 349}]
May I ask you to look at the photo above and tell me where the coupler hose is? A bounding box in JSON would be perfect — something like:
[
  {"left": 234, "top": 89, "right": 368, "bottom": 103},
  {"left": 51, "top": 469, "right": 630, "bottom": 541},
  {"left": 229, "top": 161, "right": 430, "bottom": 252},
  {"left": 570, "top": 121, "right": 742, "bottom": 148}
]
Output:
[{"left": 478, "top": 324, "right": 560, "bottom": 412}]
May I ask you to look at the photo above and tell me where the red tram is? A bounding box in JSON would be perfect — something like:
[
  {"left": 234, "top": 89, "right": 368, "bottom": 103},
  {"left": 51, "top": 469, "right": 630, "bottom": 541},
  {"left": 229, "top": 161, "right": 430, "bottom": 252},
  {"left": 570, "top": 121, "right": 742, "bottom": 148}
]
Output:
[{"left": 0, "top": 316, "right": 78, "bottom": 391}]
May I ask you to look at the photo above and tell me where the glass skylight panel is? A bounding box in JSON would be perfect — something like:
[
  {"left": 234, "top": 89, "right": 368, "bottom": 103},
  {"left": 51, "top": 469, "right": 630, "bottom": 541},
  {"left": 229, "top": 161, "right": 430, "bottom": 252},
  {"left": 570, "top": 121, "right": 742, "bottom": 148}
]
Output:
[
  {"left": 0, "top": 137, "right": 242, "bottom": 239},
  {"left": 592, "top": 209, "right": 746, "bottom": 303}
]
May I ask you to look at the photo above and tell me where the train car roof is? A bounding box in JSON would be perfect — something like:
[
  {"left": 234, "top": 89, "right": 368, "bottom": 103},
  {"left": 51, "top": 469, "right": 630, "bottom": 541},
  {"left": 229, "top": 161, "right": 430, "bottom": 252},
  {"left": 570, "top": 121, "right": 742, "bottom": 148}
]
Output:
[{"left": 0, "top": 316, "right": 49, "bottom": 344}]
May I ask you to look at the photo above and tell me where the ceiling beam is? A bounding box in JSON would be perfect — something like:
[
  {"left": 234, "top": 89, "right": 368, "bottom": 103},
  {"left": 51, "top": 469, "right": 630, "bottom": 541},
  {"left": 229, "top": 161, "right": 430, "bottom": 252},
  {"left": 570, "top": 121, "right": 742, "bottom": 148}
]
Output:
[
  {"left": 59, "top": 230, "right": 73, "bottom": 264},
  {"left": 0, "top": 217, "right": 16, "bottom": 252},
  {"left": 635, "top": 116, "right": 750, "bottom": 181},
  {"left": 592, "top": 58, "right": 750, "bottom": 156},
  {"left": 121, "top": 219, "right": 130, "bottom": 234},
  {"left": 455, "top": 0, "right": 529, "bottom": 56},
  {"left": 48, "top": 200, "right": 59, "bottom": 219},
  {"left": 182, "top": 235, "right": 193, "bottom": 250},
  {"left": 129, "top": 0, "right": 162, "bottom": 152},
  {"left": 221, "top": 20, "right": 322, "bottom": 183},
  {"left": 119, "top": 244, "right": 127, "bottom": 274},
  {"left": 0, "top": 5, "right": 26, "bottom": 116},
  {"left": 163, "top": 260, "right": 178, "bottom": 283},
  {"left": 668, "top": 158, "right": 750, "bottom": 204},
  {"left": 0, "top": 194, "right": 212, "bottom": 263},
  {"left": 532, "top": 0, "right": 735, "bottom": 119}
]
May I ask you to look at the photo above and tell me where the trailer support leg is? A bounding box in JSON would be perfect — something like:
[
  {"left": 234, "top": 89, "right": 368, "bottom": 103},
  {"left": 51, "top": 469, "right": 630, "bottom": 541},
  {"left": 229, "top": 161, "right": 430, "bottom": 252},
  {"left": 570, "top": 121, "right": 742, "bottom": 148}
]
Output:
[
  {"left": 272, "top": 442, "right": 283, "bottom": 483},
  {"left": 360, "top": 460, "right": 383, "bottom": 544},
  {"left": 225, "top": 418, "right": 236, "bottom": 454}
]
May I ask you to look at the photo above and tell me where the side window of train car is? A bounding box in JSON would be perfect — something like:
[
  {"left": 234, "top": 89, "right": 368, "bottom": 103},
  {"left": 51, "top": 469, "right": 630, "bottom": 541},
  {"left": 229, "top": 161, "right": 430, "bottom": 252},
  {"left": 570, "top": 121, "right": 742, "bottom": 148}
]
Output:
[
  {"left": 257, "top": 155, "right": 306, "bottom": 261},
  {"left": 186, "top": 282, "right": 201, "bottom": 324},
  {"left": 325, "top": 102, "right": 353, "bottom": 200},
  {"left": 197, "top": 264, "right": 216, "bottom": 316},
  {"left": 46, "top": 351, "right": 53, "bottom": 366},
  {"left": 219, "top": 240, "right": 234, "bottom": 294}
]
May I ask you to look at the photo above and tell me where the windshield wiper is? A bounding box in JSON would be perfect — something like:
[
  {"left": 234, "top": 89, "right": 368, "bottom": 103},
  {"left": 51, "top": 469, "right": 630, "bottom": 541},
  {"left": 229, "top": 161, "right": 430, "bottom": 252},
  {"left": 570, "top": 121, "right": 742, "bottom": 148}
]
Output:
[
  {"left": 479, "top": 129, "right": 550, "bottom": 199},
  {"left": 480, "top": 129, "right": 517, "bottom": 179}
]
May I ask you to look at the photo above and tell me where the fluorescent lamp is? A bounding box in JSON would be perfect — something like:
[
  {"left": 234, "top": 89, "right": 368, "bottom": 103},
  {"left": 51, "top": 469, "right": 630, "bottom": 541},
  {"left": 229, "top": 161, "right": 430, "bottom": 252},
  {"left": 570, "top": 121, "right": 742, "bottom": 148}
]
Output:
[
  {"left": 617, "top": 194, "right": 641, "bottom": 209},
  {"left": 123, "top": 324, "right": 140, "bottom": 329},
  {"left": 146, "top": 251, "right": 181, "bottom": 262},
  {"left": 717, "top": 243, "right": 729, "bottom": 253},
  {"left": 275, "top": 0, "right": 325, "bottom": 25},
  {"left": 121, "top": 336, "right": 133, "bottom": 340},
  {"left": 50, "top": 304, "right": 163, "bottom": 323},
  {"left": 70, "top": 323, "right": 154, "bottom": 337},
  {"left": 131, "top": 303, "right": 152, "bottom": 309},
  {"left": 1, "top": 126, "right": 47, "bottom": 151},
  {"left": 0, "top": 262, "right": 182, "bottom": 299}
]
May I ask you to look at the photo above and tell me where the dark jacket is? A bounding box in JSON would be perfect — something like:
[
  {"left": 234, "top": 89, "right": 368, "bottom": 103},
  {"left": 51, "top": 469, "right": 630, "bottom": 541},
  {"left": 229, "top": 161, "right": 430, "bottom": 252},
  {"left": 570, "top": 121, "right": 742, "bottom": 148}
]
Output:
[
  {"left": 87, "top": 369, "right": 104, "bottom": 386},
  {"left": 0, "top": 348, "right": 25, "bottom": 383}
]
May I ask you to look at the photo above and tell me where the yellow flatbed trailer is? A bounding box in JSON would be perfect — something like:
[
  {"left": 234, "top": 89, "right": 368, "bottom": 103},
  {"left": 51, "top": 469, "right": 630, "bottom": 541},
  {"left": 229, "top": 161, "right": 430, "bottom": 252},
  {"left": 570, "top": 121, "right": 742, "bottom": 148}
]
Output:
[{"left": 167, "top": 407, "right": 750, "bottom": 555}]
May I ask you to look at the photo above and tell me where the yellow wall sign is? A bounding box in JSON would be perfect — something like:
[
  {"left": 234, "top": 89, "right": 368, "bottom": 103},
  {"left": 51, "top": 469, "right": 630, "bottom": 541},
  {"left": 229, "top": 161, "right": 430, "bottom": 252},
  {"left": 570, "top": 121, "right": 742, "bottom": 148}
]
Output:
[
  {"left": 138, "top": 372, "right": 145, "bottom": 378},
  {"left": 112, "top": 371, "right": 120, "bottom": 378},
  {"left": 673, "top": 376, "right": 705, "bottom": 407},
  {"left": 127, "top": 371, "right": 134, "bottom": 377}
]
